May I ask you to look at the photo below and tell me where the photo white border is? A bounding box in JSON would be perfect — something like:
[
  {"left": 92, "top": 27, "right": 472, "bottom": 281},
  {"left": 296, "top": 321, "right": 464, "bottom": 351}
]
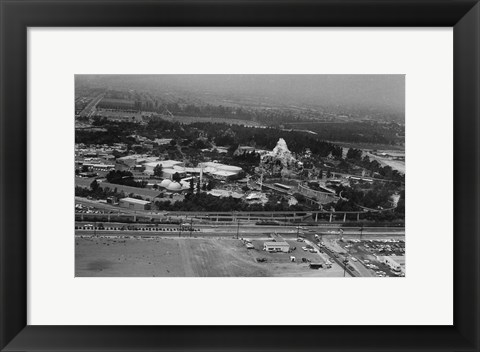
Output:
[{"left": 28, "top": 28, "right": 453, "bottom": 325}]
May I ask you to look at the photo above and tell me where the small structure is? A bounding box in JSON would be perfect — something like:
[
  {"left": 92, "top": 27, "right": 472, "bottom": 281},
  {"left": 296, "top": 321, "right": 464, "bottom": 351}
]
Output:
[
  {"left": 380, "top": 255, "right": 405, "bottom": 273},
  {"left": 83, "top": 163, "right": 115, "bottom": 172},
  {"left": 118, "top": 197, "right": 151, "bottom": 211},
  {"left": 309, "top": 263, "right": 323, "bottom": 269},
  {"left": 78, "top": 172, "right": 97, "bottom": 178},
  {"left": 207, "top": 189, "right": 243, "bottom": 199},
  {"left": 245, "top": 192, "right": 268, "bottom": 205},
  {"left": 234, "top": 146, "right": 256, "bottom": 156},
  {"left": 263, "top": 241, "right": 290, "bottom": 253},
  {"left": 154, "top": 138, "right": 173, "bottom": 146},
  {"left": 106, "top": 196, "right": 118, "bottom": 205}
]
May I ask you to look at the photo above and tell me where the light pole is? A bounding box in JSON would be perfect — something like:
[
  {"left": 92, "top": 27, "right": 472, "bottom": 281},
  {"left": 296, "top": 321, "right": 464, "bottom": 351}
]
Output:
[
  {"left": 343, "top": 243, "right": 351, "bottom": 277},
  {"left": 343, "top": 256, "right": 349, "bottom": 277}
]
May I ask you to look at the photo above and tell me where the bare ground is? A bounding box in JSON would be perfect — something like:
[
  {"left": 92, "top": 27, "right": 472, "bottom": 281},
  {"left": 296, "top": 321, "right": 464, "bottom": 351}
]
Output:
[{"left": 75, "top": 236, "right": 346, "bottom": 277}]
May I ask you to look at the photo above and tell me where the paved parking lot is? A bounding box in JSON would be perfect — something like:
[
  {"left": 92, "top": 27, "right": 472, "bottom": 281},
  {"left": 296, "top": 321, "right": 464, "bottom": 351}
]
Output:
[{"left": 337, "top": 239, "right": 405, "bottom": 277}]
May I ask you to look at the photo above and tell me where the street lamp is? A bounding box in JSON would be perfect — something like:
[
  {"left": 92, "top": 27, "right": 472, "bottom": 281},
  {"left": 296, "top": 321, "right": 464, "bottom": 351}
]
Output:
[
  {"left": 342, "top": 242, "right": 351, "bottom": 277},
  {"left": 343, "top": 256, "right": 349, "bottom": 277}
]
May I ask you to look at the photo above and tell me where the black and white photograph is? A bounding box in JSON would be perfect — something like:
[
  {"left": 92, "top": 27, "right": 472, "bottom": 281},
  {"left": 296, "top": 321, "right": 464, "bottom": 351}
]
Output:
[{"left": 74, "top": 74, "right": 405, "bottom": 277}]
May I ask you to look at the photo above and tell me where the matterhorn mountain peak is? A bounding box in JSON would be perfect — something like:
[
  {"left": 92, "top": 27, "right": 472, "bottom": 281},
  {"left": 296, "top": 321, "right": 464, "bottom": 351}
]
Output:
[
  {"left": 273, "top": 138, "right": 288, "bottom": 152},
  {"left": 262, "top": 138, "right": 296, "bottom": 167},
  {"left": 271, "top": 138, "right": 293, "bottom": 157}
]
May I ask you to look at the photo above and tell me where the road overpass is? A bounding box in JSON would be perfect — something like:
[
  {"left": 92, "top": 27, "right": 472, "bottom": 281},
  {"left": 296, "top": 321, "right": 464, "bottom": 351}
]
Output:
[
  {"left": 76, "top": 209, "right": 395, "bottom": 223},
  {"left": 76, "top": 197, "right": 403, "bottom": 225}
]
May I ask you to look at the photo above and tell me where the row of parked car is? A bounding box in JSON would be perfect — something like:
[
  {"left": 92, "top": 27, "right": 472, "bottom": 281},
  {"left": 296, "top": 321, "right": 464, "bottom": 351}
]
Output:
[{"left": 76, "top": 225, "right": 200, "bottom": 232}]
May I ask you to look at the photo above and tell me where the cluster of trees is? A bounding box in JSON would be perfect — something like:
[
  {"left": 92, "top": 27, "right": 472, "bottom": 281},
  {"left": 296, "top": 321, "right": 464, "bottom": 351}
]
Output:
[
  {"left": 231, "top": 151, "right": 261, "bottom": 174},
  {"left": 153, "top": 164, "right": 162, "bottom": 177},
  {"left": 331, "top": 183, "right": 404, "bottom": 212},
  {"left": 76, "top": 119, "right": 138, "bottom": 145},
  {"left": 346, "top": 148, "right": 363, "bottom": 160},
  {"left": 322, "top": 184, "right": 405, "bottom": 222},
  {"left": 153, "top": 192, "right": 308, "bottom": 212},
  {"left": 344, "top": 148, "right": 404, "bottom": 183},
  {"left": 188, "top": 122, "right": 343, "bottom": 158},
  {"left": 78, "top": 115, "right": 344, "bottom": 162},
  {"left": 75, "top": 185, "right": 123, "bottom": 200},
  {"left": 284, "top": 121, "right": 404, "bottom": 145},
  {"left": 105, "top": 170, "right": 147, "bottom": 188},
  {"left": 363, "top": 210, "right": 404, "bottom": 222}
]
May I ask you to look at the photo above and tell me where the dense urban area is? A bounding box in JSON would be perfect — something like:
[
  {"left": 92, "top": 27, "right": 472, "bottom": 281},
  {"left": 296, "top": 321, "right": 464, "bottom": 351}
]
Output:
[{"left": 75, "top": 75, "right": 405, "bottom": 277}]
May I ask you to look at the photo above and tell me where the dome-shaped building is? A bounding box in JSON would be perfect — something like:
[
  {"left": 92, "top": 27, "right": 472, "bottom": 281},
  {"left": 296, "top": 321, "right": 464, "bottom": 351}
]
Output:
[
  {"left": 166, "top": 182, "right": 182, "bottom": 192},
  {"left": 159, "top": 179, "right": 172, "bottom": 189}
]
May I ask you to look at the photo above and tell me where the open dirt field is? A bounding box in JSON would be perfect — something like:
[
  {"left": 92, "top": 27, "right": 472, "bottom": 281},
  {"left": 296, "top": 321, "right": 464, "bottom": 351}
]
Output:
[
  {"left": 75, "top": 236, "right": 345, "bottom": 277},
  {"left": 159, "top": 115, "right": 263, "bottom": 127}
]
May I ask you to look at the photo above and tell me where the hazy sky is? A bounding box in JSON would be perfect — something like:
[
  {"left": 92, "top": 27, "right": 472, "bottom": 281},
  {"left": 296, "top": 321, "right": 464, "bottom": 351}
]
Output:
[{"left": 77, "top": 74, "right": 405, "bottom": 115}]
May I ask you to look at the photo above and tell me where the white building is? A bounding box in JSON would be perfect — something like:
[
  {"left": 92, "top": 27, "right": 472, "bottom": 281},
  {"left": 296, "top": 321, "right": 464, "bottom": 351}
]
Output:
[
  {"left": 154, "top": 138, "right": 173, "bottom": 145},
  {"left": 119, "top": 197, "right": 151, "bottom": 211},
  {"left": 198, "top": 162, "right": 242, "bottom": 179},
  {"left": 143, "top": 160, "right": 184, "bottom": 175},
  {"left": 161, "top": 168, "right": 186, "bottom": 180},
  {"left": 117, "top": 155, "right": 158, "bottom": 169},
  {"left": 263, "top": 241, "right": 290, "bottom": 253},
  {"left": 83, "top": 163, "right": 115, "bottom": 172}
]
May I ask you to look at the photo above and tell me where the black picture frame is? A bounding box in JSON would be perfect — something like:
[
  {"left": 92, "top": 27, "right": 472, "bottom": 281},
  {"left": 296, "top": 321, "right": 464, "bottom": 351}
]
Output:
[{"left": 1, "top": 1, "right": 479, "bottom": 351}]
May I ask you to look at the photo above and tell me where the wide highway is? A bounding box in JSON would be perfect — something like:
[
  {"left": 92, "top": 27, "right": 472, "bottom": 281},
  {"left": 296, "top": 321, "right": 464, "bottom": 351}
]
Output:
[{"left": 75, "top": 221, "right": 404, "bottom": 237}]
